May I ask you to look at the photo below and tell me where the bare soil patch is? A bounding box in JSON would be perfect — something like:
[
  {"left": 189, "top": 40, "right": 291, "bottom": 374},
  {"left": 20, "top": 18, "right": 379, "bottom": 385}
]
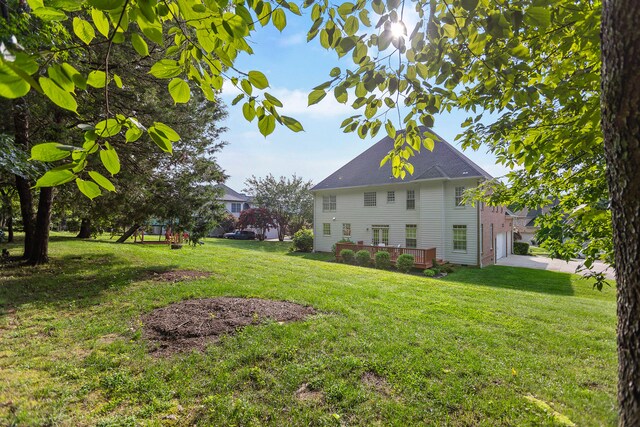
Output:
[
  {"left": 362, "top": 371, "right": 394, "bottom": 398},
  {"left": 142, "top": 297, "right": 316, "bottom": 356},
  {"left": 295, "top": 383, "right": 324, "bottom": 403},
  {"left": 147, "top": 270, "right": 212, "bottom": 283}
]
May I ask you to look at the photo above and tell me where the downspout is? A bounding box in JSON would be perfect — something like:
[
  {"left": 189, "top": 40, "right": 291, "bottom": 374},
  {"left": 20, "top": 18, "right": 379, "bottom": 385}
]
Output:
[
  {"left": 312, "top": 191, "right": 317, "bottom": 252},
  {"left": 477, "top": 179, "right": 482, "bottom": 267}
]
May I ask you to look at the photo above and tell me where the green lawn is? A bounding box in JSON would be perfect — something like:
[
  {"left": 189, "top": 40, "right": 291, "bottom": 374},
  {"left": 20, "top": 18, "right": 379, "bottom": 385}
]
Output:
[{"left": 1, "top": 234, "right": 617, "bottom": 426}]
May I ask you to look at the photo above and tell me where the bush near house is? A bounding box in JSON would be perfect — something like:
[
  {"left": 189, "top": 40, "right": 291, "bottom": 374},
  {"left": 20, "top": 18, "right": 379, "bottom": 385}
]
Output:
[
  {"left": 292, "top": 229, "right": 313, "bottom": 252},
  {"left": 340, "top": 249, "right": 355, "bottom": 264},
  {"left": 355, "top": 250, "right": 371, "bottom": 267},
  {"left": 374, "top": 251, "right": 391, "bottom": 269},
  {"left": 514, "top": 242, "right": 530, "bottom": 255},
  {"left": 396, "top": 254, "right": 415, "bottom": 273},
  {"left": 332, "top": 238, "right": 354, "bottom": 255},
  {"left": 423, "top": 269, "right": 436, "bottom": 277}
]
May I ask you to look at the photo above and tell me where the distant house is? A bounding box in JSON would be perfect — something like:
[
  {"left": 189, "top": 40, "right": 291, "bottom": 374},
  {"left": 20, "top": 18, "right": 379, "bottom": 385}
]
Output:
[
  {"left": 511, "top": 202, "right": 558, "bottom": 244},
  {"left": 310, "top": 129, "right": 513, "bottom": 267},
  {"left": 213, "top": 184, "right": 278, "bottom": 239},
  {"left": 216, "top": 184, "right": 253, "bottom": 218}
]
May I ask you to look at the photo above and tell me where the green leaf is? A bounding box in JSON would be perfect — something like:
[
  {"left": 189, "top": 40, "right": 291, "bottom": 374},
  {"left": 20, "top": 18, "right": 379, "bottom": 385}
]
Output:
[
  {"left": 73, "top": 17, "right": 96, "bottom": 45},
  {"left": 30, "top": 143, "right": 72, "bottom": 162},
  {"left": 88, "top": 171, "right": 116, "bottom": 192},
  {"left": 272, "top": 8, "right": 287, "bottom": 31},
  {"left": 168, "top": 78, "right": 191, "bottom": 103},
  {"left": 88, "top": 0, "right": 124, "bottom": 11},
  {"left": 35, "top": 170, "right": 76, "bottom": 187},
  {"left": 264, "top": 92, "right": 283, "bottom": 107},
  {"left": 131, "top": 33, "right": 150, "bottom": 56},
  {"left": 153, "top": 122, "right": 180, "bottom": 141},
  {"left": 258, "top": 115, "right": 276, "bottom": 136},
  {"left": 308, "top": 89, "right": 326, "bottom": 106},
  {"left": 423, "top": 137, "right": 435, "bottom": 151},
  {"left": 32, "top": 7, "right": 67, "bottom": 21},
  {"left": 100, "top": 144, "right": 121, "bottom": 175},
  {"left": 329, "top": 67, "right": 341, "bottom": 77},
  {"left": 91, "top": 8, "right": 110, "bottom": 37},
  {"left": 95, "top": 119, "right": 121, "bottom": 137},
  {"left": 344, "top": 16, "right": 359, "bottom": 36},
  {"left": 526, "top": 7, "right": 551, "bottom": 29},
  {"left": 282, "top": 116, "right": 304, "bottom": 132},
  {"left": 442, "top": 23, "right": 456, "bottom": 38},
  {"left": 149, "top": 59, "right": 182, "bottom": 79},
  {"left": 148, "top": 128, "right": 173, "bottom": 153},
  {"left": 76, "top": 178, "right": 102, "bottom": 199},
  {"left": 0, "top": 60, "right": 31, "bottom": 99},
  {"left": 87, "top": 70, "right": 107, "bottom": 88},
  {"left": 39, "top": 77, "right": 77, "bottom": 112},
  {"left": 461, "top": 0, "right": 478, "bottom": 11},
  {"left": 242, "top": 102, "right": 256, "bottom": 122},
  {"left": 113, "top": 74, "right": 123, "bottom": 88},
  {"left": 125, "top": 126, "right": 143, "bottom": 142},
  {"left": 248, "top": 70, "right": 269, "bottom": 89}
]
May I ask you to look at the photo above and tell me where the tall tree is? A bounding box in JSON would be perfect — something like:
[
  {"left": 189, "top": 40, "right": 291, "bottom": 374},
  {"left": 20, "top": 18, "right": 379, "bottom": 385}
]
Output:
[{"left": 244, "top": 174, "right": 313, "bottom": 241}]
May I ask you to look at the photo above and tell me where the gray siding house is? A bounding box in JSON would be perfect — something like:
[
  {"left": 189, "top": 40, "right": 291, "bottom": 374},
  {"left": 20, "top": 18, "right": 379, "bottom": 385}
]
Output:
[{"left": 311, "top": 130, "right": 512, "bottom": 266}]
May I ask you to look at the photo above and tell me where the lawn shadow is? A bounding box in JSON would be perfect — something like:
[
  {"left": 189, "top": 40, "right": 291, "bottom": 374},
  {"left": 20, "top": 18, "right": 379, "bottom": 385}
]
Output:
[
  {"left": 443, "top": 265, "right": 575, "bottom": 296},
  {"left": 204, "top": 238, "right": 293, "bottom": 253},
  {"left": 0, "top": 252, "right": 176, "bottom": 312}
]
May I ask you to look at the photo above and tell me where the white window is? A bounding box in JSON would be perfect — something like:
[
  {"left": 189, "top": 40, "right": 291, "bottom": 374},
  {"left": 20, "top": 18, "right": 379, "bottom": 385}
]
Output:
[
  {"left": 342, "top": 223, "right": 351, "bottom": 237},
  {"left": 323, "top": 195, "right": 336, "bottom": 211},
  {"left": 453, "top": 225, "right": 467, "bottom": 251},
  {"left": 406, "top": 190, "right": 415, "bottom": 210},
  {"left": 231, "top": 202, "right": 242, "bottom": 213},
  {"left": 455, "top": 186, "right": 465, "bottom": 207},
  {"left": 323, "top": 223, "right": 331, "bottom": 236},
  {"left": 387, "top": 191, "right": 395, "bottom": 203},
  {"left": 372, "top": 225, "right": 389, "bottom": 246},
  {"left": 364, "top": 192, "right": 377, "bottom": 207},
  {"left": 406, "top": 224, "right": 417, "bottom": 248}
]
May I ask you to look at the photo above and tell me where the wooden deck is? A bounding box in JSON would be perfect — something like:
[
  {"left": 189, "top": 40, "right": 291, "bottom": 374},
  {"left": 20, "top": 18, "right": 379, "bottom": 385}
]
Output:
[{"left": 335, "top": 243, "right": 437, "bottom": 269}]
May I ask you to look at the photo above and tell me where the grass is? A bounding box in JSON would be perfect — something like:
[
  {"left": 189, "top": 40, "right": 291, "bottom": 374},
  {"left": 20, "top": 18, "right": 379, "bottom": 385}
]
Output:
[
  {"left": 528, "top": 246, "right": 551, "bottom": 257},
  {"left": 1, "top": 233, "right": 617, "bottom": 426}
]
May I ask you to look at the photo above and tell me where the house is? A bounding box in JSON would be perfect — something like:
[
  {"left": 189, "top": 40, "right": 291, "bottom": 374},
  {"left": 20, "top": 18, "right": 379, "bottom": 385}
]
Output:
[
  {"left": 310, "top": 129, "right": 513, "bottom": 267},
  {"left": 213, "top": 184, "right": 279, "bottom": 239},
  {"left": 511, "top": 202, "right": 558, "bottom": 245},
  {"left": 215, "top": 184, "right": 253, "bottom": 218}
]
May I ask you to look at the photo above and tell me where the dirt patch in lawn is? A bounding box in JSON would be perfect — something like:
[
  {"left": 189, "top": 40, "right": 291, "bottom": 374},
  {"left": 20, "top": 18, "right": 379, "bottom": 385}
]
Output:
[
  {"left": 142, "top": 297, "right": 316, "bottom": 356},
  {"left": 295, "top": 383, "right": 324, "bottom": 404},
  {"left": 147, "top": 270, "right": 212, "bottom": 283},
  {"left": 362, "top": 372, "right": 394, "bottom": 398}
]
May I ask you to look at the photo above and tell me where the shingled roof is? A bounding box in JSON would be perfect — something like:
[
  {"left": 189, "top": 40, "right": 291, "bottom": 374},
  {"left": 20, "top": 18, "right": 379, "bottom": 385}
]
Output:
[
  {"left": 215, "top": 184, "right": 253, "bottom": 202},
  {"left": 311, "top": 128, "right": 493, "bottom": 191}
]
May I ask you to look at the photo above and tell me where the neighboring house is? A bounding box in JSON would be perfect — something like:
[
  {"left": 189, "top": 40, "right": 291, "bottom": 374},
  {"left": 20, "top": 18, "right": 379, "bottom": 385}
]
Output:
[
  {"left": 511, "top": 203, "right": 557, "bottom": 244},
  {"left": 311, "top": 129, "right": 513, "bottom": 267},
  {"left": 215, "top": 184, "right": 253, "bottom": 218},
  {"left": 212, "top": 184, "right": 279, "bottom": 239}
]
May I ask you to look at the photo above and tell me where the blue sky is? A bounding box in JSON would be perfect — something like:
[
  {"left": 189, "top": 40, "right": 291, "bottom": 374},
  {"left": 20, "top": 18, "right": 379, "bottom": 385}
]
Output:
[{"left": 215, "top": 11, "right": 509, "bottom": 192}]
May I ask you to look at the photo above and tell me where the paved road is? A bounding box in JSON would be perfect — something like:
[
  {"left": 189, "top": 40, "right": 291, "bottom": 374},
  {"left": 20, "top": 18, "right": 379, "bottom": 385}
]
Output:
[{"left": 496, "top": 254, "right": 615, "bottom": 280}]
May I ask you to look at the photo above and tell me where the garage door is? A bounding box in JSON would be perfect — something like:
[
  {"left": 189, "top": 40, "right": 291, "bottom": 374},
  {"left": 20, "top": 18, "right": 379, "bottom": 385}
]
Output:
[{"left": 496, "top": 232, "right": 506, "bottom": 260}]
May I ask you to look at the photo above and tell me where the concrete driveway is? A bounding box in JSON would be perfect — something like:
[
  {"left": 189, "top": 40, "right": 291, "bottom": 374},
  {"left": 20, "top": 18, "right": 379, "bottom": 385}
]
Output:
[{"left": 496, "top": 254, "right": 615, "bottom": 280}]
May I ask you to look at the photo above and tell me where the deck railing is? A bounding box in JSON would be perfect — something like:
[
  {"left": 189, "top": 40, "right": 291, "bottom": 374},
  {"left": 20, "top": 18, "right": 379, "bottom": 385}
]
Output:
[{"left": 335, "top": 242, "right": 437, "bottom": 269}]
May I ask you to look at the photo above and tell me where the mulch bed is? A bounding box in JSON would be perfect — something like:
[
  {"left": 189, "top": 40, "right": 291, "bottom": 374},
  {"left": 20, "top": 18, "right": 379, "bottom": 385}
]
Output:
[{"left": 142, "top": 297, "right": 316, "bottom": 356}]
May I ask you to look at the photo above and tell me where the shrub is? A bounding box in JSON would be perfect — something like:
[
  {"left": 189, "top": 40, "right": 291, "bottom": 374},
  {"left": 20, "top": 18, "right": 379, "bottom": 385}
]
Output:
[
  {"left": 514, "top": 241, "right": 530, "bottom": 255},
  {"left": 340, "top": 249, "right": 355, "bottom": 264},
  {"left": 423, "top": 269, "right": 436, "bottom": 277},
  {"left": 396, "top": 254, "right": 415, "bottom": 273},
  {"left": 331, "top": 238, "right": 354, "bottom": 255},
  {"left": 355, "top": 250, "right": 371, "bottom": 266},
  {"left": 374, "top": 251, "right": 391, "bottom": 269},
  {"left": 443, "top": 264, "right": 455, "bottom": 274},
  {"left": 431, "top": 258, "right": 441, "bottom": 274},
  {"left": 292, "top": 228, "right": 313, "bottom": 252}
]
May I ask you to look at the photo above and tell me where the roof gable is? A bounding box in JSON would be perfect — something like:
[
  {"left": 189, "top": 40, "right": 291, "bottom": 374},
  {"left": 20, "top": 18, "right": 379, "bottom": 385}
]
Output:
[
  {"left": 215, "top": 184, "right": 252, "bottom": 202},
  {"left": 311, "top": 128, "right": 492, "bottom": 191}
]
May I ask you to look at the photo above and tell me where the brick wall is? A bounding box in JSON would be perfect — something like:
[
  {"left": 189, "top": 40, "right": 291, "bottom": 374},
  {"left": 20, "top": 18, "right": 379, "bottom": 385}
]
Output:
[{"left": 480, "top": 204, "right": 513, "bottom": 267}]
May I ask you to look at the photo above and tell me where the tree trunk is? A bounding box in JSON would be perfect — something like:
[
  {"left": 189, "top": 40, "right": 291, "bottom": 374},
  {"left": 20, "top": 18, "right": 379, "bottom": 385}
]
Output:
[
  {"left": 13, "top": 98, "right": 34, "bottom": 259},
  {"left": 76, "top": 218, "right": 92, "bottom": 238},
  {"left": 28, "top": 187, "right": 53, "bottom": 265},
  {"left": 7, "top": 215, "right": 13, "bottom": 243},
  {"left": 116, "top": 223, "right": 140, "bottom": 243},
  {"left": 601, "top": 1, "right": 640, "bottom": 424}
]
